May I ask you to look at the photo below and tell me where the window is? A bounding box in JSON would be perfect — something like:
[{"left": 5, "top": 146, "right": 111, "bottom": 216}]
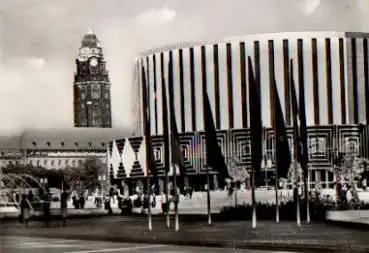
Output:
[
  {"left": 32, "top": 141, "right": 37, "bottom": 146},
  {"left": 58, "top": 160, "right": 62, "bottom": 165},
  {"left": 61, "top": 142, "right": 65, "bottom": 147},
  {"left": 88, "top": 142, "right": 92, "bottom": 147},
  {"left": 154, "top": 148, "right": 161, "bottom": 161},
  {"left": 36, "top": 160, "right": 40, "bottom": 166},
  {"left": 51, "top": 160, "right": 55, "bottom": 166},
  {"left": 75, "top": 142, "right": 79, "bottom": 147},
  {"left": 101, "top": 142, "right": 105, "bottom": 147},
  {"left": 81, "top": 92, "right": 86, "bottom": 99},
  {"left": 105, "top": 104, "right": 109, "bottom": 108},
  {"left": 29, "top": 160, "right": 33, "bottom": 165},
  {"left": 65, "top": 160, "right": 69, "bottom": 166},
  {"left": 81, "top": 104, "right": 85, "bottom": 108},
  {"left": 46, "top": 141, "right": 50, "bottom": 146},
  {"left": 44, "top": 160, "right": 48, "bottom": 166},
  {"left": 79, "top": 160, "right": 83, "bottom": 165},
  {"left": 308, "top": 137, "right": 326, "bottom": 158},
  {"left": 104, "top": 92, "right": 109, "bottom": 99},
  {"left": 91, "top": 89, "right": 100, "bottom": 99},
  {"left": 72, "top": 160, "right": 76, "bottom": 166}
]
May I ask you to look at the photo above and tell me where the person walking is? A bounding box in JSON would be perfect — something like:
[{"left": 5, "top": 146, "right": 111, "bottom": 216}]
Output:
[
  {"left": 43, "top": 190, "right": 51, "bottom": 228},
  {"left": 60, "top": 189, "right": 69, "bottom": 227},
  {"left": 20, "top": 194, "right": 31, "bottom": 228}
]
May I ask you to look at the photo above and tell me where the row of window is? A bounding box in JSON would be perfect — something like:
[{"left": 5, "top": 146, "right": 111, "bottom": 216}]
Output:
[
  {"left": 80, "top": 91, "right": 109, "bottom": 99},
  {"left": 31, "top": 141, "right": 106, "bottom": 148}
]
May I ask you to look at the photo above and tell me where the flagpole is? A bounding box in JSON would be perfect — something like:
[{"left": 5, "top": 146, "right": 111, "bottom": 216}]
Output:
[
  {"left": 206, "top": 166, "right": 212, "bottom": 226},
  {"left": 165, "top": 171, "right": 170, "bottom": 228},
  {"left": 173, "top": 163, "right": 179, "bottom": 231},
  {"left": 305, "top": 171, "right": 310, "bottom": 224},
  {"left": 141, "top": 63, "right": 152, "bottom": 232},
  {"left": 295, "top": 160, "right": 301, "bottom": 226},
  {"left": 146, "top": 159, "right": 152, "bottom": 231},
  {"left": 290, "top": 60, "right": 301, "bottom": 226}
]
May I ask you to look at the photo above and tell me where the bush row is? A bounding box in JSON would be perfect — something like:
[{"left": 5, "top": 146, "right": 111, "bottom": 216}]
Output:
[{"left": 219, "top": 199, "right": 369, "bottom": 222}]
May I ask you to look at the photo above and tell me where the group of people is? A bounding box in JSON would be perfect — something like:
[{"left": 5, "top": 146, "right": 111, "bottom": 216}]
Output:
[{"left": 19, "top": 188, "right": 69, "bottom": 228}]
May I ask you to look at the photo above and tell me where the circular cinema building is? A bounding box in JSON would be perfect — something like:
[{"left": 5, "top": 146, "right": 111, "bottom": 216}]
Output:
[{"left": 111, "top": 31, "right": 369, "bottom": 191}]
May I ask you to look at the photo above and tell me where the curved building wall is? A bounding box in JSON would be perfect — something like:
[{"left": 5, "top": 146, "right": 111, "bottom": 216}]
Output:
[{"left": 134, "top": 31, "right": 369, "bottom": 136}]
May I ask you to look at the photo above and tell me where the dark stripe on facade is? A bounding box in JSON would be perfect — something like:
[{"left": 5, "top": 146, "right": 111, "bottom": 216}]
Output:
[
  {"left": 339, "top": 38, "right": 347, "bottom": 124},
  {"left": 268, "top": 40, "right": 276, "bottom": 125},
  {"left": 160, "top": 52, "right": 166, "bottom": 134},
  {"left": 189, "top": 47, "right": 196, "bottom": 131},
  {"left": 282, "top": 39, "right": 290, "bottom": 126},
  {"left": 254, "top": 41, "right": 261, "bottom": 106},
  {"left": 325, "top": 38, "right": 333, "bottom": 124},
  {"left": 201, "top": 45, "right": 208, "bottom": 112},
  {"left": 297, "top": 39, "right": 305, "bottom": 122},
  {"left": 239, "top": 42, "right": 248, "bottom": 128},
  {"left": 178, "top": 49, "right": 185, "bottom": 133},
  {"left": 151, "top": 55, "right": 158, "bottom": 135},
  {"left": 351, "top": 38, "right": 359, "bottom": 124},
  {"left": 226, "top": 43, "right": 234, "bottom": 129},
  {"left": 364, "top": 39, "right": 369, "bottom": 123},
  {"left": 213, "top": 44, "right": 221, "bottom": 129},
  {"left": 311, "top": 38, "right": 320, "bottom": 125}
]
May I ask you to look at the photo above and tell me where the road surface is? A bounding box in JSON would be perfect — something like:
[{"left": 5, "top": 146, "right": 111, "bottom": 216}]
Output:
[{"left": 0, "top": 236, "right": 297, "bottom": 253}]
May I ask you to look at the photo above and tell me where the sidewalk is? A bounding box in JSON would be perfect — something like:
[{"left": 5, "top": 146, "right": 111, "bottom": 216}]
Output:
[{"left": 2, "top": 216, "right": 369, "bottom": 252}]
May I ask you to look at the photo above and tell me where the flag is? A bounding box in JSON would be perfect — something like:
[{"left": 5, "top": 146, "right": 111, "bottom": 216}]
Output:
[
  {"left": 248, "top": 56, "right": 263, "bottom": 181},
  {"left": 290, "top": 60, "right": 302, "bottom": 163},
  {"left": 272, "top": 78, "right": 291, "bottom": 179},
  {"left": 161, "top": 63, "right": 170, "bottom": 175},
  {"left": 167, "top": 58, "right": 186, "bottom": 187},
  {"left": 141, "top": 65, "right": 158, "bottom": 186},
  {"left": 298, "top": 63, "right": 309, "bottom": 179},
  {"left": 203, "top": 90, "right": 231, "bottom": 182}
]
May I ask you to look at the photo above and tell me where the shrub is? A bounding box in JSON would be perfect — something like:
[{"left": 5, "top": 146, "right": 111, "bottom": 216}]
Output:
[{"left": 219, "top": 199, "right": 369, "bottom": 222}]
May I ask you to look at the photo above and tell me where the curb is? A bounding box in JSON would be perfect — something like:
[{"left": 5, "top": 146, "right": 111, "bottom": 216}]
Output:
[
  {"left": 1, "top": 230, "right": 367, "bottom": 253},
  {"left": 325, "top": 219, "right": 369, "bottom": 230}
]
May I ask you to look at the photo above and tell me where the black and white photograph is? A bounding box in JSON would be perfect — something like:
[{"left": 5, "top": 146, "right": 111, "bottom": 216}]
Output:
[{"left": 1, "top": 0, "right": 369, "bottom": 252}]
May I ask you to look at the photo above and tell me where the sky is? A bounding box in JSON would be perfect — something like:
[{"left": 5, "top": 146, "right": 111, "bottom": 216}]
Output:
[{"left": 1, "top": 0, "right": 369, "bottom": 135}]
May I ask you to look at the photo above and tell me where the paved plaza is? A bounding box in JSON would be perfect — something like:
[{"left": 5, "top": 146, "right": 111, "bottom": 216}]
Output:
[
  {"left": 1, "top": 236, "right": 288, "bottom": 253},
  {"left": 1, "top": 216, "right": 368, "bottom": 252}
]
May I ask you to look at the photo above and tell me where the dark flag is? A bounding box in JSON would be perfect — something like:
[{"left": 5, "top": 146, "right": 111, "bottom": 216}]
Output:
[
  {"left": 141, "top": 65, "right": 158, "bottom": 187},
  {"left": 167, "top": 58, "right": 186, "bottom": 188},
  {"left": 297, "top": 65, "right": 308, "bottom": 178},
  {"left": 248, "top": 56, "right": 263, "bottom": 181},
  {"left": 203, "top": 90, "right": 230, "bottom": 182},
  {"left": 272, "top": 78, "right": 291, "bottom": 179},
  {"left": 290, "top": 60, "right": 302, "bottom": 163}
]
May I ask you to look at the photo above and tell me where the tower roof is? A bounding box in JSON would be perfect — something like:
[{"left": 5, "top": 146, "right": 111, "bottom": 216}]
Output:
[{"left": 81, "top": 27, "right": 100, "bottom": 48}]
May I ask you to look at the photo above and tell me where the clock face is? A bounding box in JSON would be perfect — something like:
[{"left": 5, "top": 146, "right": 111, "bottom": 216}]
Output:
[{"left": 90, "top": 58, "right": 98, "bottom": 67}]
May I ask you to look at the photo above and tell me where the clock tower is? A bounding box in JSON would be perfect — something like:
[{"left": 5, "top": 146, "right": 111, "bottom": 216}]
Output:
[{"left": 73, "top": 29, "right": 112, "bottom": 128}]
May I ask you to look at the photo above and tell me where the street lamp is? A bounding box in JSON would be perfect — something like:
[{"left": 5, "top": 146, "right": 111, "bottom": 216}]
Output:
[{"left": 86, "top": 101, "right": 93, "bottom": 127}]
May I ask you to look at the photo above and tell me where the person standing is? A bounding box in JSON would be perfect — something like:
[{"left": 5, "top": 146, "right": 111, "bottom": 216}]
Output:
[
  {"left": 60, "top": 190, "right": 69, "bottom": 227},
  {"left": 20, "top": 194, "right": 31, "bottom": 228},
  {"left": 43, "top": 190, "right": 51, "bottom": 228}
]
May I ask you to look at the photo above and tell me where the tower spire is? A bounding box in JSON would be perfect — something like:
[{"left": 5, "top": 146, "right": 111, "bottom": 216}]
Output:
[{"left": 88, "top": 25, "right": 94, "bottom": 35}]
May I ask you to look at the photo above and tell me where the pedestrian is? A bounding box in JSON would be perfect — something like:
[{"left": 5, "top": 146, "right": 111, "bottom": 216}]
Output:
[
  {"left": 60, "top": 189, "right": 69, "bottom": 227},
  {"left": 43, "top": 190, "right": 51, "bottom": 228},
  {"left": 20, "top": 194, "right": 31, "bottom": 228}
]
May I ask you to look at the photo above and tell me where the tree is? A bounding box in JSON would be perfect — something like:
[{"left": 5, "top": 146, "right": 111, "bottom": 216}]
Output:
[
  {"left": 229, "top": 157, "right": 250, "bottom": 184},
  {"left": 63, "top": 156, "right": 105, "bottom": 191}
]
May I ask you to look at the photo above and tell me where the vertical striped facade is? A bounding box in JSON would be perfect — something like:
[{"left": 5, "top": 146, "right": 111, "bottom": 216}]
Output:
[{"left": 134, "top": 31, "right": 369, "bottom": 136}]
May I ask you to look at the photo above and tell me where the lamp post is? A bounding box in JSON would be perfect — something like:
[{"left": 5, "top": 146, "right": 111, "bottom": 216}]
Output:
[{"left": 86, "top": 101, "right": 92, "bottom": 127}]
